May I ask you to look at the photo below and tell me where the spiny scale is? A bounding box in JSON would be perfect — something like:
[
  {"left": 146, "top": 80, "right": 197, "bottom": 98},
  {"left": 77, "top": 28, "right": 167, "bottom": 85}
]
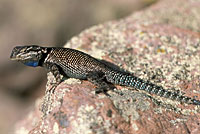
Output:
[
  {"left": 10, "top": 45, "right": 200, "bottom": 105},
  {"left": 46, "top": 47, "right": 107, "bottom": 79}
]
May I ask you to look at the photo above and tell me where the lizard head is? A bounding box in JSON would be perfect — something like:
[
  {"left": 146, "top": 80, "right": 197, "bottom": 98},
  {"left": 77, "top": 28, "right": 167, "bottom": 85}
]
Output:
[{"left": 10, "top": 45, "right": 48, "bottom": 67}]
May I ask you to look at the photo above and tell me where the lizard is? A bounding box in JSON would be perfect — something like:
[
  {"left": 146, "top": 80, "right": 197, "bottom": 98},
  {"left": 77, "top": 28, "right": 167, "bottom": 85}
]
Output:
[{"left": 10, "top": 45, "right": 200, "bottom": 105}]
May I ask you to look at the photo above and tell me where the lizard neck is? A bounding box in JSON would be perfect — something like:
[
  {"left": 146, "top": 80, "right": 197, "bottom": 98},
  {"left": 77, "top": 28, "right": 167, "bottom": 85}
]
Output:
[{"left": 38, "top": 47, "right": 52, "bottom": 66}]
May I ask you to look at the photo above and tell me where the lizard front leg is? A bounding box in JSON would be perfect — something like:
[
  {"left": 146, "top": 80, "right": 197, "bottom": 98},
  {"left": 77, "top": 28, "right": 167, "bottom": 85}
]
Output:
[
  {"left": 41, "top": 64, "right": 63, "bottom": 117},
  {"left": 45, "top": 63, "right": 62, "bottom": 93}
]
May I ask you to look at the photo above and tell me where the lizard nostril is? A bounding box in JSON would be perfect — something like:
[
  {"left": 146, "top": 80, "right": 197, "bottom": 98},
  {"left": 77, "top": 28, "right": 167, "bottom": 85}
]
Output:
[
  {"left": 10, "top": 49, "right": 16, "bottom": 59},
  {"left": 10, "top": 46, "right": 22, "bottom": 59}
]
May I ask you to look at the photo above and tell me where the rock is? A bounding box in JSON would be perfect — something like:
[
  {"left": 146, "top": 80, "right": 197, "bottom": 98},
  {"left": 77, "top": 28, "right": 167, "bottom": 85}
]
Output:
[
  {"left": 14, "top": 0, "right": 200, "bottom": 133},
  {"left": 15, "top": 74, "right": 134, "bottom": 134}
]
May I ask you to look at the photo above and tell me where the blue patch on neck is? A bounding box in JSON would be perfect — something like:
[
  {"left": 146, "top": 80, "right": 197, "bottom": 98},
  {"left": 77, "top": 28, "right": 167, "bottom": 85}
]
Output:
[{"left": 24, "top": 61, "right": 39, "bottom": 67}]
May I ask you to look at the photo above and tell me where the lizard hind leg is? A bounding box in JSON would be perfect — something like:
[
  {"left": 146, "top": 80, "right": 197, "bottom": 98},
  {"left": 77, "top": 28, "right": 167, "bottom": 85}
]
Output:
[{"left": 87, "top": 71, "right": 111, "bottom": 96}]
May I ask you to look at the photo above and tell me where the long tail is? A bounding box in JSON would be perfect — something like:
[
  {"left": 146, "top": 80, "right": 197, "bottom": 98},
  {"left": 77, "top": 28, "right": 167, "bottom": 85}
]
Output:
[{"left": 105, "top": 71, "right": 200, "bottom": 105}]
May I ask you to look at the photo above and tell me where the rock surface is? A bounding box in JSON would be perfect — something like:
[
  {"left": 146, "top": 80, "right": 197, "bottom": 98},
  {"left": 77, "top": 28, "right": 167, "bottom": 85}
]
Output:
[{"left": 14, "top": 0, "right": 200, "bottom": 134}]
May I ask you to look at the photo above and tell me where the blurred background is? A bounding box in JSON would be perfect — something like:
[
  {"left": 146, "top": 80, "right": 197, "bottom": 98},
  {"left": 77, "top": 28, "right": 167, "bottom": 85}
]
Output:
[{"left": 0, "top": 0, "right": 156, "bottom": 133}]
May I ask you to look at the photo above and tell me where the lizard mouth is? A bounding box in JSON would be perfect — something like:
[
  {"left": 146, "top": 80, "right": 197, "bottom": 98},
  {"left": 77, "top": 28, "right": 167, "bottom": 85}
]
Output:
[
  {"left": 10, "top": 55, "right": 24, "bottom": 61},
  {"left": 10, "top": 55, "right": 17, "bottom": 60},
  {"left": 10, "top": 57, "right": 21, "bottom": 61}
]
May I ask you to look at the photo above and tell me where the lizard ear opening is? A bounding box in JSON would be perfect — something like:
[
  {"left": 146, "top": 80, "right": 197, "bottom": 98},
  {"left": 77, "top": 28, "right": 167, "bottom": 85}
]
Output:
[{"left": 42, "top": 47, "right": 48, "bottom": 53}]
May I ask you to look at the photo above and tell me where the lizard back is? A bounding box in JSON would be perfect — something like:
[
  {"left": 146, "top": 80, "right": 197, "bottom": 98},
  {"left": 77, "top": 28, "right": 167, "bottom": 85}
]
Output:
[{"left": 45, "top": 47, "right": 107, "bottom": 79}]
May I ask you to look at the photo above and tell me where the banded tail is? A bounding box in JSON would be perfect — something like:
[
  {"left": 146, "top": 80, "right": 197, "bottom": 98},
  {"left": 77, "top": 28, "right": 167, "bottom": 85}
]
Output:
[{"left": 105, "top": 71, "right": 200, "bottom": 105}]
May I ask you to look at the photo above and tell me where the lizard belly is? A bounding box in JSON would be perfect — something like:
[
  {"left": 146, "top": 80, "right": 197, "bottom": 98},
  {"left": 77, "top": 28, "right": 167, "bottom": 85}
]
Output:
[{"left": 63, "top": 68, "right": 87, "bottom": 79}]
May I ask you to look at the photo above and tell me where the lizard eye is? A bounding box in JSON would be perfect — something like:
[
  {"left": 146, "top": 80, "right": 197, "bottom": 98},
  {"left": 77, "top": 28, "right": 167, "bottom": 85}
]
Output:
[
  {"left": 26, "top": 47, "right": 34, "bottom": 52},
  {"left": 21, "top": 48, "right": 27, "bottom": 53}
]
